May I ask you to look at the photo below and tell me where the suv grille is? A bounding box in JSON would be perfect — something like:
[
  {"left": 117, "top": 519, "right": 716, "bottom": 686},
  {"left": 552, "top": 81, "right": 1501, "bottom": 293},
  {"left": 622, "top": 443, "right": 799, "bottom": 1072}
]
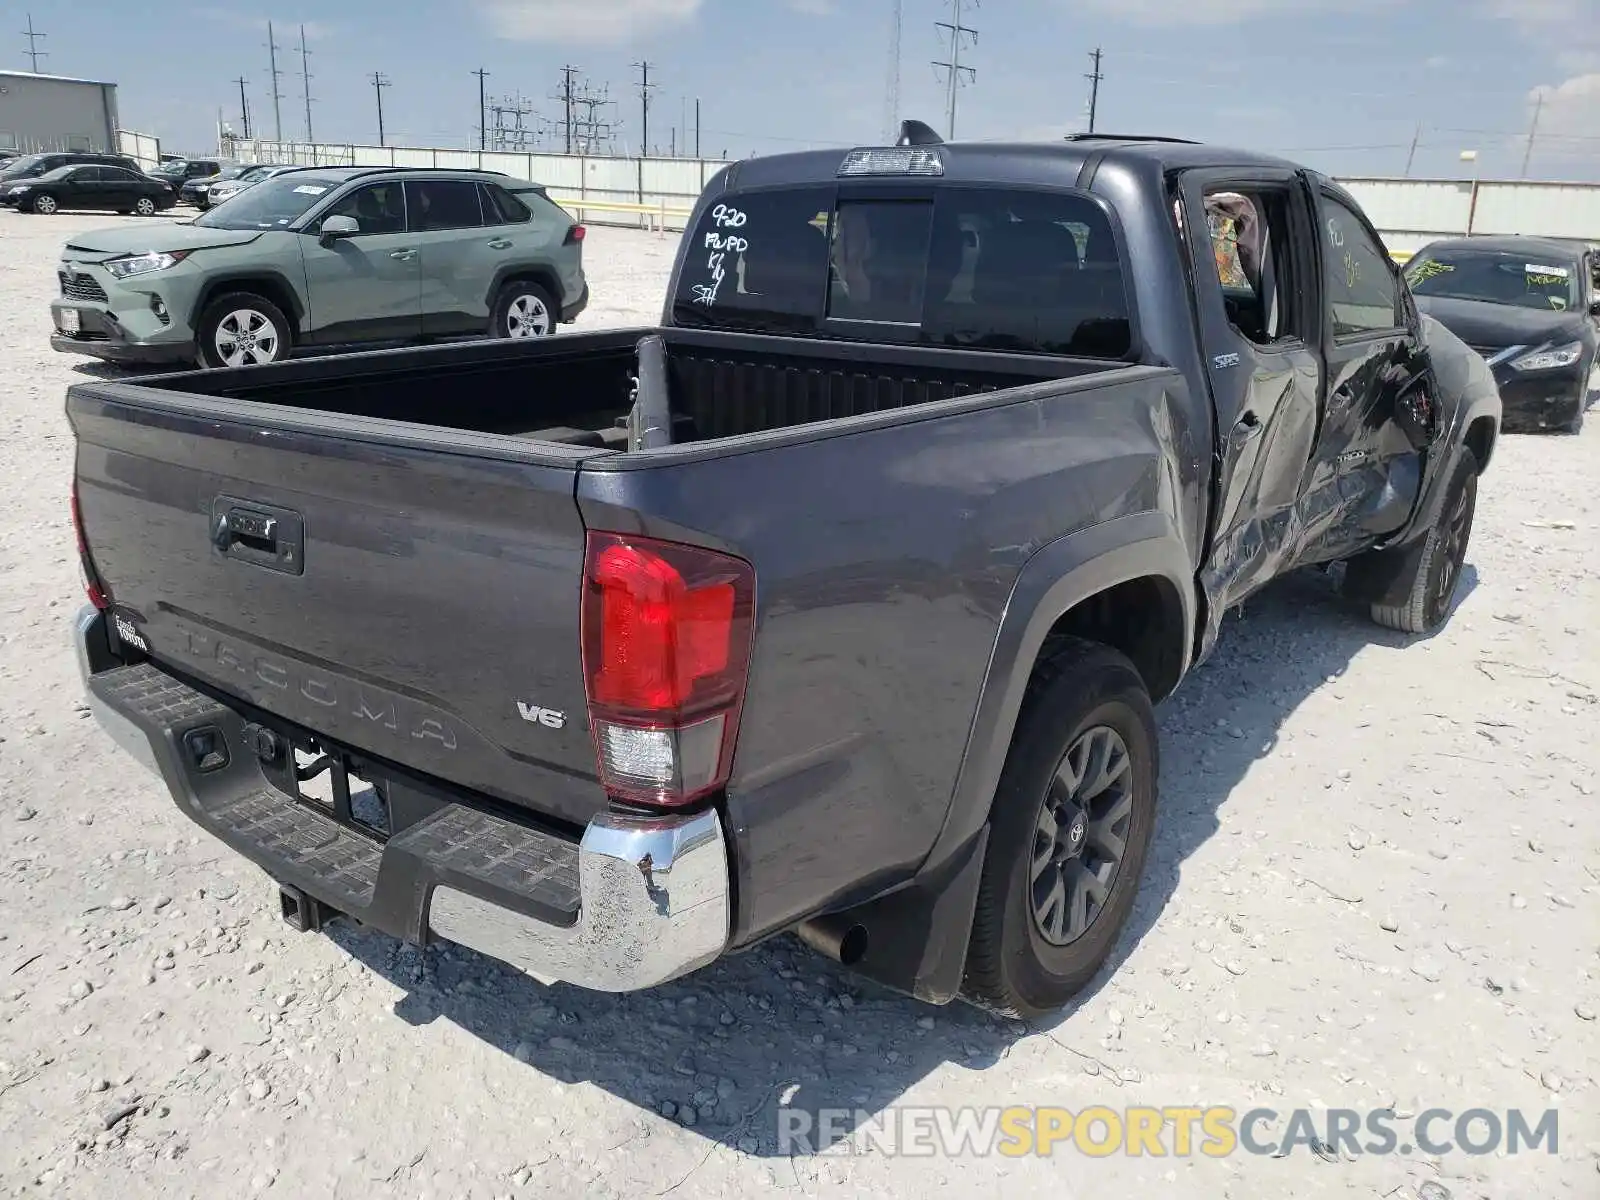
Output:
[{"left": 59, "top": 272, "right": 108, "bottom": 303}]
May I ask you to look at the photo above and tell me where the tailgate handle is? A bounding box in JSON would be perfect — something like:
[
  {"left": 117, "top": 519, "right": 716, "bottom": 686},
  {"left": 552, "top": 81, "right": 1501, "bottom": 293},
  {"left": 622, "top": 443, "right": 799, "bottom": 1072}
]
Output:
[{"left": 211, "top": 498, "right": 305, "bottom": 576}]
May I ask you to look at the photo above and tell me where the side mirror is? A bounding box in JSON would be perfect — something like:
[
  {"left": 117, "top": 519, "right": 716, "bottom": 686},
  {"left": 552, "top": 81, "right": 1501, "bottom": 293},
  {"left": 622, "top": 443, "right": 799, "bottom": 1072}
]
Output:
[
  {"left": 1588, "top": 298, "right": 1600, "bottom": 318},
  {"left": 319, "top": 214, "right": 359, "bottom": 245}
]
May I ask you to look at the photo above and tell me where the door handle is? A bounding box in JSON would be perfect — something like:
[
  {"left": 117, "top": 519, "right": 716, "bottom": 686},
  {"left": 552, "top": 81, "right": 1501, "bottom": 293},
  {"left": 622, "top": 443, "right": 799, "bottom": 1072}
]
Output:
[
  {"left": 486, "top": 238, "right": 513, "bottom": 250},
  {"left": 389, "top": 249, "right": 417, "bottom": 261}
]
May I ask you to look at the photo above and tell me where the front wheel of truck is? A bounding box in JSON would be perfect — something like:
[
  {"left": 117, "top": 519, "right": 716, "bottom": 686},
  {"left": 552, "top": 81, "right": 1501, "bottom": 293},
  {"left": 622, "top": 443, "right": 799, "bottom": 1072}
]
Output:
[
  {"left": 1361, "top": 447, "right": 1479, "bottom": 635},
  {"left": 961, "top": 637, "right": 1159, "bottom": 1019}
]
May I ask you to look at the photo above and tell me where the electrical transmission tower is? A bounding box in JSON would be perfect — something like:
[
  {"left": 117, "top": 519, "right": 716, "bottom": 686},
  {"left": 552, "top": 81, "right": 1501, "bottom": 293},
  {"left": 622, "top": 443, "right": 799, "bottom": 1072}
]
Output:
[
  {"left": 885, "top": 0, "right": 902, "bottom": 142},
  {"left": 488, "top": 94, "right": 541, "bottom": 152},
  {"left": 20, "top": 14, "right": 46, "bottom": 73},
  {"left": 572, "top": 81, "right": 619, "bottom": 155},
  {"left": 297, "top": 25, "right": 315, "bottom": 143},
  {"left": 265, "top": 21, "right": 285, "bottom": 142},
  {"left": 932, "top": 0, "right": 977, "bottom": 140}
]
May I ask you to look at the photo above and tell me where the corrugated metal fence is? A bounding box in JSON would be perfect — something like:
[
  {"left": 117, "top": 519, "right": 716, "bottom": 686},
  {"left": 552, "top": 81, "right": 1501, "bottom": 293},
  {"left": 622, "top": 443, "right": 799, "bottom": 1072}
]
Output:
[{"left": 230, "top": 138, "right": 1600, "bottom": 250}]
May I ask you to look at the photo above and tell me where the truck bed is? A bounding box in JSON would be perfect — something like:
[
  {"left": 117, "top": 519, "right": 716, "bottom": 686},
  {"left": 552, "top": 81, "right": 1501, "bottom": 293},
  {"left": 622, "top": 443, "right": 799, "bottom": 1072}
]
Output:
[{"left": 128, "top": 326, "right": 1118, "bottom": 448}]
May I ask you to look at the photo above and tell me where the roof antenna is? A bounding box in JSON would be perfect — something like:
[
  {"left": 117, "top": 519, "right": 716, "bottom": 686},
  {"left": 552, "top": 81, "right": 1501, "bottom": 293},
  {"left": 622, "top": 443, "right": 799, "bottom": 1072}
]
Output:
[{"left": 897, "top": 119, "right": 944, "bottom": 147}]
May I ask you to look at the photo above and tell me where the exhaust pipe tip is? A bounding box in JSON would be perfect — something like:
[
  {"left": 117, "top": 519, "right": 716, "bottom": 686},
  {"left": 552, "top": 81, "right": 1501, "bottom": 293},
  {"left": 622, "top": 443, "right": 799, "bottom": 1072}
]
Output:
[{"left": 797, "top": 916, "right": 869, "bottom": 966}]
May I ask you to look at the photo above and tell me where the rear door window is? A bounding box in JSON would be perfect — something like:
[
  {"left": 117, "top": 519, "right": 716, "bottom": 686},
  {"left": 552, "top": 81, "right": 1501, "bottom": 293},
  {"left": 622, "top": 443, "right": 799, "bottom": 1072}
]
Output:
[
  {"left": 406, "top": 179, "right": 484, "bottom": 231},
  {"left": 672, "top": 185, "right": 1131, "bottom": 357}
]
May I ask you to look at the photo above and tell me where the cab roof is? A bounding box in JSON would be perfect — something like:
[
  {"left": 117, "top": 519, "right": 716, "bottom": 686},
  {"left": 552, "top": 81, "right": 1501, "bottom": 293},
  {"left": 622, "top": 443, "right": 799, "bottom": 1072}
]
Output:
[{"left": 714, "top": 133, "right": 1305, "bottom": 194}]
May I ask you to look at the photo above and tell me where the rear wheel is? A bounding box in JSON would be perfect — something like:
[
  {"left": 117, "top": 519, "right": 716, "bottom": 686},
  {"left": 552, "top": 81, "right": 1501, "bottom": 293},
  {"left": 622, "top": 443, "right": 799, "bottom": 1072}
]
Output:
[
  {"left": 133, "top": 196, "right": 157, "bottom": 217},
  {"left": 1363, "top": 448, "right": 1478, "bottom": 634},
  {"left": 196, "top": 293, "right": 292, "bottom": 369},
  {"left": 961, "top": 638, "right": 1159, "bottom": 1018},
  {"left": 490, "top": 280, "right": 558, "bottom": 340},
  {"left": 29, "top": 193, "right": 58, "bottom": 215}
]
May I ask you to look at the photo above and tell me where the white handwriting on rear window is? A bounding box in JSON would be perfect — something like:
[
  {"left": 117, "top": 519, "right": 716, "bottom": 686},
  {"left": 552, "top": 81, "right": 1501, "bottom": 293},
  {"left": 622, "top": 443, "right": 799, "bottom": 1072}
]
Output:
[{"left": 692, "top": 212, "right": 750, "bottom": 305}]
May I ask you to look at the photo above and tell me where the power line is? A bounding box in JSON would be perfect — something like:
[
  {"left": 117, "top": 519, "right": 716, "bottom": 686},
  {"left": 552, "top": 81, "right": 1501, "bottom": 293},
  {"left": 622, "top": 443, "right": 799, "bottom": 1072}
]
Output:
[
  {"left": 885, "top": 0, "right": 902, "bottom": 142},
  {"left": 1085, "top": 47, "right": 1104, "bottom": 134},
  {"left": 634, "top": 61, "right": 657, "bottom": 156},
  {"left": 265, "top": 21, "right": 285, "bottom": 142},
  {"left": 471, "top": 67, "right": 490, "bottom": 151},
  {"left": 297, "top": 25, "right": 315, "bottom": 143},
  {"left": 20, "top": 14, "right": 46, "bottom": 73},
  {"left": 234, "top": 76, "right": 252, "bottom": 140},
  {"left": 372, "top": 72, "right": 391, "bottom": 147},
  {"left": 932, "top": 0, "right": 977, "bottom": 140}
]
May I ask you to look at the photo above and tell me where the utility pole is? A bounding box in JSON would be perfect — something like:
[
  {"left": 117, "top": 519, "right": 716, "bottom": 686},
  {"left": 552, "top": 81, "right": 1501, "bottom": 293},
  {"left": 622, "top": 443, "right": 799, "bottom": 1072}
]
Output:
[
  {"left": 20, "top": 14, "right": 46, "bottom": 73},
  {"left": 932, "top": 0, "right": 978, "bottom": 141},
  {"left": 633, "top": 61, "right": 656, "bottom": 156},
  {"left": 297, "top": 25, "right": 315, "bottom": 143},
  {"left": 572, "top": 82, "right": 618, "bottom": 155},
  {"left": 472, "top": 68, "right": 491, "bottom": 151},
  {"left": 1085, "top": 47, "right": 1104, "bottom": 134},
  {"left": 234, "top": 76, "right": 252, "bottom": 140},
  {"left": 1403, "top": 121, "right": 1422, "bottom": 177},
  {"left": 695, "top": 97, "right": 701, "bottom": 158},
  {"left": 885, "top": 0, "right": 902, "bottom": 142},
  {"left": 1521, "top": 93, "right": 1543, "bottom": 179},
  {"left": 372, "top": 72, "right": 391, "bottom": 147},
  {"left": 554, "top": 65, "right": 579, "bottom": 155},
  {"left": 265, "top": 21, "right": 285, "bottom": 143}
]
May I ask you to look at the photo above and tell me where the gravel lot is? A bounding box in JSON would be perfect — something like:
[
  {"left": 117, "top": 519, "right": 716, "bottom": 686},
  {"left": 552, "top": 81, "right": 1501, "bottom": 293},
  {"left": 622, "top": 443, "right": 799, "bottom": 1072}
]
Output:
[{"left": 1, "top": 209, "right": 1597, "bottom": 1199}]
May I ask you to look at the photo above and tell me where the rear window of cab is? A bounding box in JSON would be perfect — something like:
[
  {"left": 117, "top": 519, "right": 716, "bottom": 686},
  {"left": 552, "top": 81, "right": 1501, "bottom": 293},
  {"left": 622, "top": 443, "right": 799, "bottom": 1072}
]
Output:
[{"left": 671, "top": 186, "right": 1133, "bottom": 359}]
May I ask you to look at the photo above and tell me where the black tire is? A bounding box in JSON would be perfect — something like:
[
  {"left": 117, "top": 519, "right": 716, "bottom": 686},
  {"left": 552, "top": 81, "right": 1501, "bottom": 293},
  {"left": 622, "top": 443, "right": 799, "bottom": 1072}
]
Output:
[
  {"left": 1367, "top": 448, "right": 1478, "bottom": 634},
  {"left": 28, "top": 192, "right": 58, "bottom": 215},
  {"left": 489, "top": 279, "right": 558, "bottom": 340},
  {"left": 195, "top": 292, "right": 293, "bottom": 370},
  {"left": 961, "top": 638, "right": 1160, "bottom": 1018}
]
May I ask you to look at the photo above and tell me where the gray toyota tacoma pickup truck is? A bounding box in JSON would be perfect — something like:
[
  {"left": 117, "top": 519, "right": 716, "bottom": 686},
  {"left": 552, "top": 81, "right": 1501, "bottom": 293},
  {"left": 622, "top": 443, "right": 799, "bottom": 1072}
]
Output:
[{"left": 68, "top": 128, "right": 1500, "bottom": 1017}]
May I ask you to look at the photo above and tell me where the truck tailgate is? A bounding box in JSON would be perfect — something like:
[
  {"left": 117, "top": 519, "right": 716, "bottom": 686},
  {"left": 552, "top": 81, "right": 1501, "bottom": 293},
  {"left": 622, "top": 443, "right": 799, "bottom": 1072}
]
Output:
[{"left": 68, "top": 384, "right": 609, "bottom": 829}]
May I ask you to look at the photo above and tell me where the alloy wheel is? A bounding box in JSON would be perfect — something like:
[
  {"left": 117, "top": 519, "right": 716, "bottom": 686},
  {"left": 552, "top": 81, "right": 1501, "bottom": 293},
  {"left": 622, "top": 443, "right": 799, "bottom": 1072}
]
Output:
[
  {"left": 214, "top": 309, "right": 282, "bottom": 367},
  {"left": 506, "top": 293, "right": 552, "bottom": 338},
  {"left": 1029, "top": 724, "right": 1135, "bottom": 946}
]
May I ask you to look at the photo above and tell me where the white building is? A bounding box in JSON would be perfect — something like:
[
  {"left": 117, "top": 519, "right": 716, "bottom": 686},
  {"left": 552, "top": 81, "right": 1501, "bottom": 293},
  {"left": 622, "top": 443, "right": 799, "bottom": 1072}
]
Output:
[{"left": 0, "top": 69, "right": 120, "bottom": 155}]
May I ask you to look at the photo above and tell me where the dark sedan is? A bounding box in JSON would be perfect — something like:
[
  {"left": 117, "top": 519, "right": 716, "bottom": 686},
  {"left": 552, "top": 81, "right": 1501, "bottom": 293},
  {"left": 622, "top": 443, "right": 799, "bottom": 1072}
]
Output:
[
  {"left": 180, "top": 163, "right": 264, "bottom": 209},
  {"left": 1405, "top": 236, "right": 1598, "bottom": 433},
  {"left": 2, "top": 164, "right": 175, "bottom": 217}
]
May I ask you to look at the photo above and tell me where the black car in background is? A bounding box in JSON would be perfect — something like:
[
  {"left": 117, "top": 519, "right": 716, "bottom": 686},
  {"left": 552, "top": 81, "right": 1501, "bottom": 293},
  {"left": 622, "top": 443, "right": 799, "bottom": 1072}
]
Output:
[
  {"left": 145, "top": 157, "right": 230, "bottom": 199},
  {"left": 0, "top": 151, "right": 144, "bottom": 185},
  {"left": 1405, "top": 236, "right": 1598, "bottom": 433},
  {"left": 2, "top": 164, "right": 175, "bottom": 216}
]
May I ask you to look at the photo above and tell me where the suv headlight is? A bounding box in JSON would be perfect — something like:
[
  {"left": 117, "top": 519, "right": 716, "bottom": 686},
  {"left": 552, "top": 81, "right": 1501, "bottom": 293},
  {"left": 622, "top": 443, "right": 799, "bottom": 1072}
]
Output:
[
  {"left": 103, "top": 250, "right": 191, "bottom": 279},
  {"left": 1510, "top": 341, "right": 1585, "bottom": 371},
  {"left": 7, "top": 185, "right": 29, "bottom": 195}
]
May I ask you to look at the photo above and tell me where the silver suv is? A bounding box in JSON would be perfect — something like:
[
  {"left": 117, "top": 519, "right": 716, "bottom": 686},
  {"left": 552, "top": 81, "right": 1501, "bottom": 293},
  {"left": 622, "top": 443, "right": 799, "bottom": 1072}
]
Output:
[{"left": 50, "top": 166, "right": 589, "bottom": 368}]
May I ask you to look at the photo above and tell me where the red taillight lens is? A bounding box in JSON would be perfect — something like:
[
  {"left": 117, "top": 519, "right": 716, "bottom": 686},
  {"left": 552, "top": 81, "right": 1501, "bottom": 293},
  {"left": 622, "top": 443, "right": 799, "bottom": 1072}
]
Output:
[
  {"left": 581, "top": 532, "right": 755, "bottom": 808},
  {"left": 70, "top": 480, "right": 110, "bottom": 611},
  {"left": 565, "top": 223, "right": 586, "bottom": 244}
]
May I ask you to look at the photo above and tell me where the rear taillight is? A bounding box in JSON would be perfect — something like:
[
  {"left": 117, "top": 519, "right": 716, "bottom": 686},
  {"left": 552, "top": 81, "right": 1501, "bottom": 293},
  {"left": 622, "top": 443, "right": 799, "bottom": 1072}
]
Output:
[
  {"left": 564, "top": 224, "right": 586, "bottom": 245},
  {"left": 581, "top": 532, "right": 755, "bottom": 808},
  {"left": 70, "top": 480, "right": 110, "bottom": 611}
]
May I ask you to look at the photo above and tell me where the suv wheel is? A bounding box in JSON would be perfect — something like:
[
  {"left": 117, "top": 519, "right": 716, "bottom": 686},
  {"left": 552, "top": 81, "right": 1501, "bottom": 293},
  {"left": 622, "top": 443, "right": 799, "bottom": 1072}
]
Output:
[
  {"left": 491, "top": 280, "right": 557, "bottom": 339},
  {"left": 197, "top": 293, "right": 292, "bottom": 369},
  {"left": 961, "top": 637, "right": 1159, "bottom": 1018},
  {"left": 133, "top": 197, "right": 157, "bottom": 217},
  {"left": 30, "top": 193, "right": 58, "bottom": 215}
]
